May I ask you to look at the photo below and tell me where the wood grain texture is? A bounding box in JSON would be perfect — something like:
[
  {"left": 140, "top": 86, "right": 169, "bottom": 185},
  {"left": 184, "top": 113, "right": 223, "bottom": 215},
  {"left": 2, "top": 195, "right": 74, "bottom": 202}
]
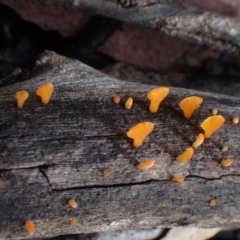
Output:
[
  {"left": 12, "top": 0, "right": 240, "bottom": 54},
  {"left": 1, "top": 51, "right": 240, "bottom": 239}
]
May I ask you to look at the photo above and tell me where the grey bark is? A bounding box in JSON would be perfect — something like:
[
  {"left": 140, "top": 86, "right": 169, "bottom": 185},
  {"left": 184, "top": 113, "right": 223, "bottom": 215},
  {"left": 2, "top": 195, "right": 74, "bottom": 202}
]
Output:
[
  {"left": 1, "top": 51, "right": 240, "bottom": 239},
  {"left": 15, "top": 0, "right": 240, "bottom": 54}
]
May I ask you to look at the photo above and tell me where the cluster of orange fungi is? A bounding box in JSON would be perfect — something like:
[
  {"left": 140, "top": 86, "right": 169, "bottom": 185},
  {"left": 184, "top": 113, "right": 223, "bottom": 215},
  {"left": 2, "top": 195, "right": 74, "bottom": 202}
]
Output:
[
  {"left": 113, "top": 86, "right": 237, "bottom": 184},
  {"left": 25, "top": 198, "right": 78, "bottom": 233},
  {"left": 15, "top": 82, "right": 54, "bottom": 108}
]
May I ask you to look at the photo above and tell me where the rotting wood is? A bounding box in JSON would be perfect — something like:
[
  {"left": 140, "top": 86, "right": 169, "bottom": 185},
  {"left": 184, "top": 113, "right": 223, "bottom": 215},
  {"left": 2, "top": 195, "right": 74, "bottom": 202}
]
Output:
[
  {"left": 1, "top": 51, "right": 240, "bottom": 239},
  {"left": 4, "top": 0, "right": 240, "bottom": 54}
]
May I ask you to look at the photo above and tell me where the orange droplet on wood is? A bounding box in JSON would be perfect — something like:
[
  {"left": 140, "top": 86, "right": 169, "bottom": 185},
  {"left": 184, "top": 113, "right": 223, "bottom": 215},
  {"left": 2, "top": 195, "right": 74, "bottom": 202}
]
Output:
[
  {"left": 15, "top": 90, "right": 29, "bottom": 108},
  {"left": 136, "top": 159, "right": 155, "bottom": 169},
  {"left": 212, "top": 108, "right": 218, "bottom": 115},
  {"left": 25, "top": 219, "right": 35, "bottom": 234},
  {"left": 176, "top": 147, "right": 194, "bottom": 161},
  {"left": 126, "top": 122, "right": 154, "bottom": 147},
  {"left": 113, "top": 95, "right": 121, "bottom": 103},
  {"left": 232, "top": 116, "right": 239, "bottom": 124},
  {"left": 192, "top": 133, "right": 204, "bottom": 148},
  {"left": 221, "top": 146, "right": 228, "bottom": 152},
  {"left": 147, "top": 87, "right": 169, "bottom": 113},
  {"left": 171, "top": 176, "right": 185, "bottom": 182},
  {"left": 102, "top": 170, "right": 109, "bottom": 177},
  {"left": 36, "top": 82, "right": 54, "bottom": 104},
  {"left": 200, "top": 115, "right": 225, "bottom": 138},
  {"left": 68, "top": 199, "right": 77, "bottom": 208},
  {"left": 70, "top": 219, "right": 78, "bottom": 226},
  {"left": 179, "top": 95, "right": 203, "bottom": 118},
  {"left": 125, "top": 97, "right": 133, "bottom": 109},
  {"left": 209, "top": 199, "right": 216, "bottom": 206},
  {"left": 221, "top": 158, "right": 233, "bottom": 167}
]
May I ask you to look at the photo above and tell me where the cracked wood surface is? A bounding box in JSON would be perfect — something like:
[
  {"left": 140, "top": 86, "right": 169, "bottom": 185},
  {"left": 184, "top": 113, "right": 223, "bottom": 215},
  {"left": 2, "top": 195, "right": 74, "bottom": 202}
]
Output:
[
  {"left": 1, "top": 51, "right": 240, "bottom": 239},
  {"left": 13, "top": 0, "right": 240, "bottom": 54}
]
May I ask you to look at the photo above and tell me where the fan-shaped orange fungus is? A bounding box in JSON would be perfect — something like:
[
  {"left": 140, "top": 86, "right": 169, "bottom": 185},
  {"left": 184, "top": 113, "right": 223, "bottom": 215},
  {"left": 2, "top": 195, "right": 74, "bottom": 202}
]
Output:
[
  {"left": 176, "top": 147, "right": 194, "bottom": 161},
  {"left": 102, "top": 170, "right": 109, "bottom": 177},
  {"left": 136, "top": 159, "right": 155, "bottom": 169},
  {"left": 179, "top": 96, "right": 203, "bottom": 118},
  {"left": 126, "top": 122, "right": 154, "bottom": 147},
  {"left": 212, "top": 108, "right": 218, "bottom": 115},
  {"left": 221, "top": 158, "right": 233, "bottom": 167},
  {"left": 113, "top": 95, "right": 121, "bottom": 103},
  {"left": 125, "top": 97, "right": 133, "bottom": 109},
  {"left": 36, "top": 82, "right": 54, "bottom": 104},
  {"left": 232, "top": 116, "right": 239, "bottom": 124},
  {"left": 147, "top": 87, "right": 169, "bottom": 113},
  {"left": 15, "top": 90, "right": 29, "bottom": 108},
  {"left": 68, "top": 199, "right": 77, "bottom": 208},
  {"left": 200, "top": 115, "right": 225, "bottom": 138},
  {"left": 70, "top": 219, "right": 78, "bottom": 226},
  {"left": 171, "top": 176, "right": 185, "bottom": 182},
  {"left": 209, "top": 199, "right": 216, "bottom": 206},
  {"left": 25, "top": 219, "right": 35, "bottom": 234},
  {"left": 192, "top": 133, "right": 204, "bottom": 148},
  {"left": 205, "top": 180, "right": 210, "bottom": 185}
]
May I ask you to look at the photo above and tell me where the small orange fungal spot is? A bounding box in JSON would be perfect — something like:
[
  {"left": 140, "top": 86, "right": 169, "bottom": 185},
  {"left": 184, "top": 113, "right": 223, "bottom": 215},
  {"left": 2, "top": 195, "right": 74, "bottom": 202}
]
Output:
[
  {"left": 125, "top": 211, "right": 130, "bottom": 217},
  {"left": 209, "top": 199, "right": 216, "bottom": 206},
  {"left": 171, "top": 176, "right": 185, "bottom": 182},
  {"left": 68, "top": 199, "right": 77, "bottom": 208},
  {"left": 136, "top": 159, "right": 155, "bottom": 169},
  {"left": 25, "top": 219, "right": 35, "bottom": 234},
  {"left": 179, "top": 96, "right": 203, "bottom": 119},
  {"left": 113, "top": 95, "right": 121, "bottom": 103},
  {"left": 200, "top": 115, "right": 225, "bottom": 138},
  {"left": 125, "top": 97, "right": 133, "bottom": 109},
  {"left": 221, "top": 158, "right": 233, "bottom": 167},
  {"left": 147, "top": 87, "right": 170, "bottom": 113},
  {"left": 176, "top": 147, "right": 194, "bottom": 161},
  {"left": 221, "top": 146, "right": 228, "bottom": 152},
  {"left": 205, "top": 180, "right": 210, "bottom": 185},
  {"left": 126, "top": 121, "right": 154, "bottom": 147},
  {"left": 70, "top": 219, "right": 78, "bottom": 226},
  {"left": 15, "top": 90, "right": 29, "bottom": 108},
  {"left": 192, "top": 133, "right": 204, "bottom": 148},
  {"left": 212, "top": 108, "right": 218, "bottom": 115},
  {"left": 232, "top": 116, "right": 239, "bottom": 124},
  {"left": 102, "top": 170, "right": 109, "bottom": 177},
  {"left": 36, "top": 82, "right": 54, "bottom": 104}
]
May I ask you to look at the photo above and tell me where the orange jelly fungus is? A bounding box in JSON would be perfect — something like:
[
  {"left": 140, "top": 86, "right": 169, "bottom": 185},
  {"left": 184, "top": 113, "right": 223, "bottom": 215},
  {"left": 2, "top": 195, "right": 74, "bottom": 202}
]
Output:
[
  {"left": 205, "top": 180, "right": 210, "bottom": 185},
  {"left": 68, "top": 199, "right": 77, "bottom": 208},
  {"left": 113, "top": 95, "right": 121, "bottom": 103},
  {"left": 221, "top": 146, "right": 228, "bottom": 152},
  {"left": 15, "top": 90, "right": 29, "bottom": 108},
  {"left": 147, "top": 87, "right": 170, "bottom": 113},
  {"left": 192, "top": 133, "right": 204, "bottom": 148},
  {"left": 36, "top": 82, "right": 54, "bottom": 104},
  {"left": 171, "top": 176, "right": 185, "bottom": 182},
  {"left": 125, "top": 97, "right": 133, "bottom": 109},
  {"left": 126, "top": 122, "right": 154, "bottom": 147},
  {"left": 212, "top": 108, "right": 218, "bottom": 115},
  {"left": 25, "top": 219, "right": 35, "bottom": 234},
  {"left": 70, "top": 219, "right": 78, "bottom": 226},
  {"left": 200, "top": 115, "right": 225, "bottom": 138},
  {"left": 136, "top": 159, "right": 155, "bottom": 169},
  {"left": 221, "top": 158, "right": 233, "bottom": 167},
  {"left": 179, "top": 96, "right": 203, "bottom": 119},
  {"left": 102, "top": 170, "right": 109, "bottom": 177},
  {"left": 232, "top": 116, "right": 239, "bottom": 124},
  {"left": 209, "top": 199, "right": 216, "bottom": 206},
  {"left": 125, "top": 211, "right": 131, "bottom": 217},
  {"left": 176, "top": 147, "right": 194, "bottom": 161}
]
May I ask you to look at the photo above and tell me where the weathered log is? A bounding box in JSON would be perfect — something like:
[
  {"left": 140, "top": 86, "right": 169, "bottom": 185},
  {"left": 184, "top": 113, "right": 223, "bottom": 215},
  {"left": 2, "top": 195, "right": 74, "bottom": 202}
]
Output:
[
  {"left": 1, "top": 51, "right": 240, "bottom": 239},
  {"left": 3, "top": 0, "right": 240, "bottom": 54}
]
